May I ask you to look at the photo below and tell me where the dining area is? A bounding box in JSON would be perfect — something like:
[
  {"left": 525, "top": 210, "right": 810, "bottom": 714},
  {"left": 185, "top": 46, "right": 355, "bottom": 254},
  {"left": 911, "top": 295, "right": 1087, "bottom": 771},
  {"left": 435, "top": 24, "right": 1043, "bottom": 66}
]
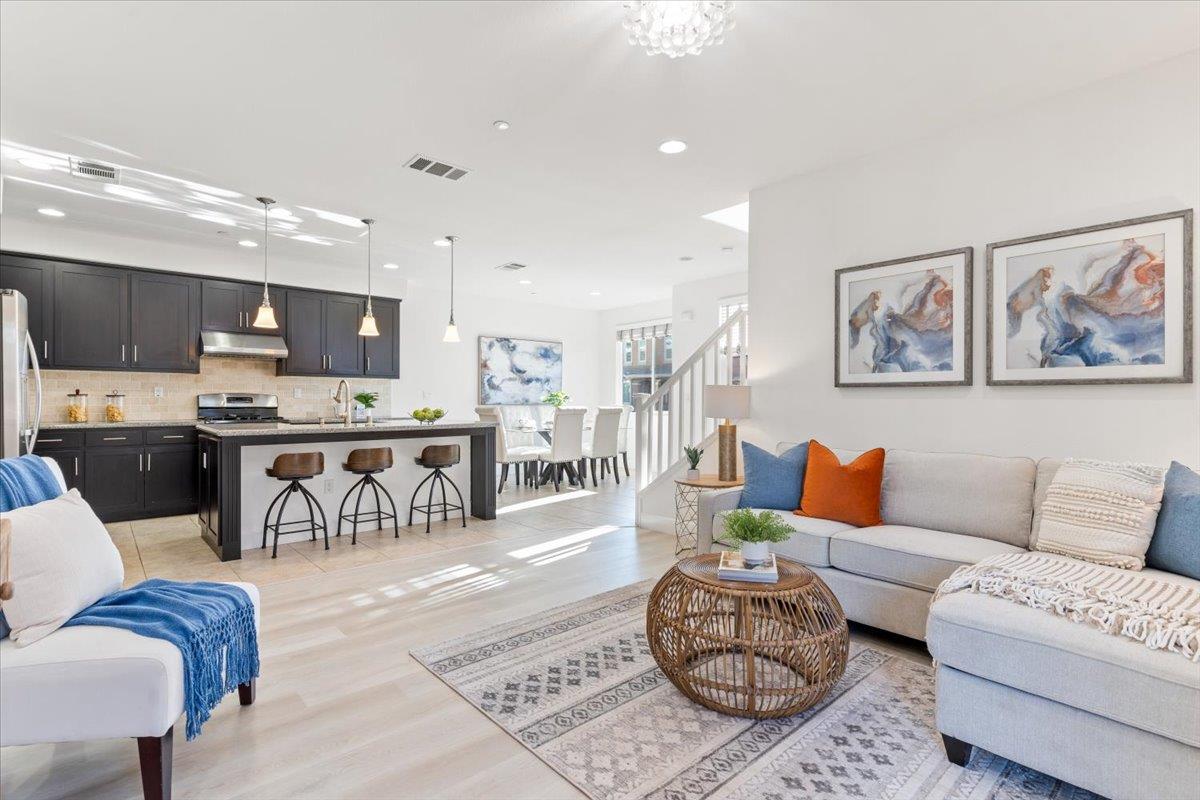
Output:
[{"left": 475, "top": 404, "right": 633, "bottom": 493}]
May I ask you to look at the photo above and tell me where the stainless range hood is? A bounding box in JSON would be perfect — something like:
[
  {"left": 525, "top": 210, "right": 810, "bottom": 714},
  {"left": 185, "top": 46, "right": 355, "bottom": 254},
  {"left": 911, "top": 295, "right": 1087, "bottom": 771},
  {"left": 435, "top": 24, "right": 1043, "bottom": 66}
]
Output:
[{"left": 200, "top": 330, "right": 289, "bottom": 359}]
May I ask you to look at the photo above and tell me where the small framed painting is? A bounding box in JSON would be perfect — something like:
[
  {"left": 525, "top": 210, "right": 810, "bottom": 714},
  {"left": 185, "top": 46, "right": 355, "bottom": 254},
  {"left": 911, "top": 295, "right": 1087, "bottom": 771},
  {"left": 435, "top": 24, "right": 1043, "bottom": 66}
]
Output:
[
  {"left": 478, "top": 335, "right": 564, "bottom": 404},
  {"left": 987, "top": 210, "right": 1193, "bottom": 386},
  {"left": 834, "top": 247, "right": 973, "bottom": 387}
]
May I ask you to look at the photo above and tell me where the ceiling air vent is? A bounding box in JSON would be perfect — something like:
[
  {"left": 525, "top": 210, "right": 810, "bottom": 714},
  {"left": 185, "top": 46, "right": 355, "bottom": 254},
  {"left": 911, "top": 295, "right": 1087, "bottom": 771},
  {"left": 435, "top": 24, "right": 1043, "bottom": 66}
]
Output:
[
  {"left": 405, "top": 154, "right": 469, "bottom": 181},
  {"left": 495, "top": 262, "right": 527, "bottom": 272},
  {"left": 69, "top": 158, "right": 119, "bottom": 182}
]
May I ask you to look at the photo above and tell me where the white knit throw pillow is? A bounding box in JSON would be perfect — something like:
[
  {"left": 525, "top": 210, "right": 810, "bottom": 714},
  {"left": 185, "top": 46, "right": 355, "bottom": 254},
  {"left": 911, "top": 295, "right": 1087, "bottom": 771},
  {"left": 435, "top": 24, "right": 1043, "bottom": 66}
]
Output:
[{"left": 1034, "top": 458, "right": 1165, "bottom": 570}]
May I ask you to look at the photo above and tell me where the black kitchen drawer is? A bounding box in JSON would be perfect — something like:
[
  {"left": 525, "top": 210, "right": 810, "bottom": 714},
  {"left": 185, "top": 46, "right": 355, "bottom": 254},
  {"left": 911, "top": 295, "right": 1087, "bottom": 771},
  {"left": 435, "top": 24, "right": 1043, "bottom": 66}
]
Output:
[
  {"left": 146, "top": 427, "right": 197, "bottom": 445},
  {"left": 33, "top": 429, "right": 85, "bottom": 449},
  {"left": 86, "top": 428, "right": 146, "bottom": 447}
]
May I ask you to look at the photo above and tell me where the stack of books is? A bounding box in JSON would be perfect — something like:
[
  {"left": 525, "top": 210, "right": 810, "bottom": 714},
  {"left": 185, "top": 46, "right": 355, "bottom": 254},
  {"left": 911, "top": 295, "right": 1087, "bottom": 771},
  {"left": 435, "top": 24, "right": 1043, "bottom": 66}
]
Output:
[{"left": 717, "top": 551, "right": 779, "bottom": 583}]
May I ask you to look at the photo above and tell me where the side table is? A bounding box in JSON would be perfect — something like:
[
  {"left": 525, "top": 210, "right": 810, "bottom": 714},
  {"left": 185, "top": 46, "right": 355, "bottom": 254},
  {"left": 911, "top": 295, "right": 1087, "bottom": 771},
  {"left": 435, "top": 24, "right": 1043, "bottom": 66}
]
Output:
[{"left": 673, "top": 474, "right": 743, "bottom": 556}]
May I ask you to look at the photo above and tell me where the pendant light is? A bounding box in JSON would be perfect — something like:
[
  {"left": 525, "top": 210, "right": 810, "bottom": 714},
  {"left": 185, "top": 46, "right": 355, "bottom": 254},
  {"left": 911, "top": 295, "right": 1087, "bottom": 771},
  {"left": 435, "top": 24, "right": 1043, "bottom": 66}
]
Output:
[
  {"left": 251, "top": 196, "right": 279, "bottom": 329},
  {"left": 357, "top": 218, "right": 380, "bottom": 336},
  {"left": 443, "top": 235, "right": 460, "bottom": 343}
]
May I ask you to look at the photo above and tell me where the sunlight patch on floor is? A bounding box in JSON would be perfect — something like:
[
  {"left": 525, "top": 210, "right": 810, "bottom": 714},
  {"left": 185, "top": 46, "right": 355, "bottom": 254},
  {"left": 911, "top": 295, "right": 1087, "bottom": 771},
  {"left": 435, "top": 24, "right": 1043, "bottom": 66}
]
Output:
[
  {"left": 408, "top": 563, "right": 479, "bottom": 589},
  {"left": 496, "top": 490, "right": 596, "bottom": 515},
  {"left": 506, "top": 525, "right": 620, "bottom": 560}
]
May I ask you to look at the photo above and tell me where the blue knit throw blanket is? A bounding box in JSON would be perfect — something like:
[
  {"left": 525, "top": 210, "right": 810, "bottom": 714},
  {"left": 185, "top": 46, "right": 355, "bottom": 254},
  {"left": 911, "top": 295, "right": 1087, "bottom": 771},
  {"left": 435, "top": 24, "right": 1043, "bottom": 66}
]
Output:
[
  {"left": 63, "top": 579, "right": 260, "bottom": 740},
  {"left": 0, "top": 454, "right": 62, "bottom": 512}
]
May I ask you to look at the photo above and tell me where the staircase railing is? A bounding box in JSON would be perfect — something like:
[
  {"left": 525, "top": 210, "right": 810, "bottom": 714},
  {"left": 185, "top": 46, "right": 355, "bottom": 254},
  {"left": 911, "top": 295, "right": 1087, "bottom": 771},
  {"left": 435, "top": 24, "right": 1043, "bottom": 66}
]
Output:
[{"left": 634, "top": 308, "right": 748, "bottom": 494}]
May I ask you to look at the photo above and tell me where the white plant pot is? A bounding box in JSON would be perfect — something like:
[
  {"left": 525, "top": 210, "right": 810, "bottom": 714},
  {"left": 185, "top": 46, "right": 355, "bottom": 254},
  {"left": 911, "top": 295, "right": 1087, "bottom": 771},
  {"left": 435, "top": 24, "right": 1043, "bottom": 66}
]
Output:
[
  {"left": 740, "top": 540, "right": 770, "bottom": 566},
  {"left": 685, "top": 468, "right": 701, "bottom": 480}
]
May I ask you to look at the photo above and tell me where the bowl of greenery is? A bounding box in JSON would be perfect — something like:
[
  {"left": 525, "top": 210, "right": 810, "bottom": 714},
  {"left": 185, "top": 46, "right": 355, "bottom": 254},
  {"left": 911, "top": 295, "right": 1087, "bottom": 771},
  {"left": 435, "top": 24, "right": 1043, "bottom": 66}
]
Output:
[
  {"left": 411, "top": 407, "right": 446, "bottom": 425},
  {"left": 721, "top": 508, "right": 793, "bottom": 566}
]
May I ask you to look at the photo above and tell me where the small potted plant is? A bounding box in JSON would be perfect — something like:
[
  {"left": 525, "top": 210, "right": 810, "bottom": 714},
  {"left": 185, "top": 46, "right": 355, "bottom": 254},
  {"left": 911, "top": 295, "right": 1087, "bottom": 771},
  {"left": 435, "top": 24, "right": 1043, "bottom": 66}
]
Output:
[
  {"left": 542, "top": 390, "right": 570, "bottom": 407},
  {"left": 411, "top": 407, "right": 446, "bottom": 425},
  {"left": 683, "top": 445, "right": 703, "bottom": 480},
  {"left": 354, "top": 391, "right": 379, "bottom": 423},
  {"left": 721, "top": 509, "right": 793, "bottom": 566}
]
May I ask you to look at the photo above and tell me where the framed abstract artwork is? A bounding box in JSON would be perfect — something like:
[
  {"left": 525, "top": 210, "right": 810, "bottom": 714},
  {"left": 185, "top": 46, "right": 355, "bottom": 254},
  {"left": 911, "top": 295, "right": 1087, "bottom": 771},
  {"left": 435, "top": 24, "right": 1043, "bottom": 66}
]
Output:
[
  {"left": 478, "top": 335, "right": 564, "bottom": 404},
  {"left": 986, "top": 210, "right": 1193, "bottom": 386},
  {"left": 834, "top": 247, "right": 973, "bottom": 387}
]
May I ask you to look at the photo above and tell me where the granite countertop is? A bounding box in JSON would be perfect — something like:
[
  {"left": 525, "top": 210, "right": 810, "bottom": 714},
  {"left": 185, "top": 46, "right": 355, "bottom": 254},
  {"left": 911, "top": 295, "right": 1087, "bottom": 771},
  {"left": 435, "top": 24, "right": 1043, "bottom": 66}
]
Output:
[
  {"left": 41, "top": 419, "right": 199, "bottom": 430},
  {"left": 196, "top": 419, "right": 497, "bottom": 438}
]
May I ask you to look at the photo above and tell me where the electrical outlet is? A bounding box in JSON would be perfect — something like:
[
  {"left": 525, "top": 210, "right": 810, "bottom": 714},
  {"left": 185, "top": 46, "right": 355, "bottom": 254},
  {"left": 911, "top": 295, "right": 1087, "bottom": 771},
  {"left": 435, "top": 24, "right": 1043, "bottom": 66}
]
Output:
[
  {"left": 324, "top": 479, "right": 334, "bottom": 494},
  {"left": 153, "top": 387, "right": 164, "bottom": 398},
  {"left": 293, "top": 387, "right": 303, "bottom": 399}
]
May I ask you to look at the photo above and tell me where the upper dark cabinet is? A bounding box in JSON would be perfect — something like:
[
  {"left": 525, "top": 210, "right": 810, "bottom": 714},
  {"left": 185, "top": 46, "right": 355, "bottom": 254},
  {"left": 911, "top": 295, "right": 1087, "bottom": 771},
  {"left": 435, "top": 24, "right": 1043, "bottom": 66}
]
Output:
[
  {"left": 54, "top": 262, "right": 130, "bottom": 369},
  {"left": 131, "top": 272, "right": 200, "bottom": 372},
  {"left": 0, "top": 255, "right": 54, "bottom": 365},
  {"left": 281, "top": 289, "right": 325, "bottom": 375},
  {"left": 325, "top": 295, "right": 365, "bottom": 376},
  {"left": 364, "top": 299, "right": 400, "bottom": 378},
  {"left": 201, "top": 279, "right": 286, "bottom": 336}
]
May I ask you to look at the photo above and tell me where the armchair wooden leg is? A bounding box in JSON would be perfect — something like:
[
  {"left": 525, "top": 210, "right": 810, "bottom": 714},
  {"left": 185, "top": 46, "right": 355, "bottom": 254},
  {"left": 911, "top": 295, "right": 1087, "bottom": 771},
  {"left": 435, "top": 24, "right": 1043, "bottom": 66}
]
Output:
[
  {"left": 137, "top": 726, "right": 173, "bottom": 800},
  {"left": 238, "top": 679, "right": 256, "bottom": 706},
  {"left": 941, "top": 733, "right": 973, "bottom": 767}
]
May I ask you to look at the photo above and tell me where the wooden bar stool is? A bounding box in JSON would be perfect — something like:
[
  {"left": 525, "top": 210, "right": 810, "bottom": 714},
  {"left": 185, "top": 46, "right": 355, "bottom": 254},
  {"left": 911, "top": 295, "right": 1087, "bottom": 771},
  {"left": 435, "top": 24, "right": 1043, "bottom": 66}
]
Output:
[
  {"left": 408, "top": 444, "right": 466, "bottom": 534},
  {"left": 261, "top": 452, "right": 328, "bottom": 558},
  {"left": 337, "top": 447, "right": 400, "bottom": 544}
]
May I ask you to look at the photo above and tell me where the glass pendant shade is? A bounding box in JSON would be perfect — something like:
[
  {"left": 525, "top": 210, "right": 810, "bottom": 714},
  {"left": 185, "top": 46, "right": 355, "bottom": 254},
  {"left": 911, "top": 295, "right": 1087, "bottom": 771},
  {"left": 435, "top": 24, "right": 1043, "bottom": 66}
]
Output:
[
  {"left": 252, "top": 302, "right": 277, "bottom": 329},
  {"left": 358, "top": 217, "right": 380, "bottom": 336},
  {"left": 443, "top": 321, "right": 460, "bottom": 343},
  {"left": 253, "top": 196, "right": 279, "bottom": 329},
  {"left": 358, "top": 308, "right": 380, "bottom": 337}
]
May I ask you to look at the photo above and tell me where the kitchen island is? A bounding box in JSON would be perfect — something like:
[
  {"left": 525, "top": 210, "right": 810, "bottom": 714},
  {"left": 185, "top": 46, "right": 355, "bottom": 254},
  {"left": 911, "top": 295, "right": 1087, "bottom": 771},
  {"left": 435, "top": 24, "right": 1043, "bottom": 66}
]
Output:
[{"left": 197, "top": 420, "right": 496, "bottom": 561}]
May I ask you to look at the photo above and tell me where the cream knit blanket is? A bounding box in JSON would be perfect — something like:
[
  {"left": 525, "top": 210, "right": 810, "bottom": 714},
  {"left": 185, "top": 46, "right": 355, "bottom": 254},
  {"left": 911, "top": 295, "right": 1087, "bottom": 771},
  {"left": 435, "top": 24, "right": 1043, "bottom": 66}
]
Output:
[{"left": 933, "top": 552, "right": 1200, "bottom": 662}]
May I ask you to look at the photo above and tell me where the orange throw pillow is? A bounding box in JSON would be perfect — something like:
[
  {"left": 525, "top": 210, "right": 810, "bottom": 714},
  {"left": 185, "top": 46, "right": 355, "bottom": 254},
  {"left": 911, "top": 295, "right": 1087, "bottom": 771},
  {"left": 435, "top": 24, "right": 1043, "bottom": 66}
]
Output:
[{"left": 795, "top": 440, "right": 885, "bottom": 527}]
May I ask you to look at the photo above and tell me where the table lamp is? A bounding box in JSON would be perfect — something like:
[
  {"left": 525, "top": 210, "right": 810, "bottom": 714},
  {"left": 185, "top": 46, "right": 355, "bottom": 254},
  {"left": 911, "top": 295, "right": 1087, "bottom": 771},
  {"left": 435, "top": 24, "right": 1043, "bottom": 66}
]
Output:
[{"left": 704, "top": 385, "right": 751, "bottom": 481}]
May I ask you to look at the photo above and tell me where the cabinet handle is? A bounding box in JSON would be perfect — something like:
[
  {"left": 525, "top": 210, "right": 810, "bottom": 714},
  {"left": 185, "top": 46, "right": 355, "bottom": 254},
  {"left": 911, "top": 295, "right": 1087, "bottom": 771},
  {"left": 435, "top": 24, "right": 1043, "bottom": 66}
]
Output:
[
  {"left": 366, "top": 356, "right": 371, "bottom": 372},
  {"left": 133, "top": 344, "right": 138, "bottom": 363},
  {"left": 138, "top": 453, "right": 143, "bottom": 472},
  {"left": 202, "top": 452, "right": 207, "bottom": 469},
  {"left": 40, "top": 437, "right": 63, "bottom": 443},
  {"left": 43, "top": 340, "right": 48, "bottom": 359},
  {"left": 102, "top": 436, "right": 127, "bottom": 441},
  {"left": 121, "top": 344, "right": 126, "bottom": 362},
  {"left": 147, "top": 452, "right": 152, "bottom": 472},
  {"left": 74, "top": 456, "right": 79, "bottom": 477},
  {"left": 239, "top": 311, "right": 244, "bottom": 327},
  {"left": 328, "top": 354, "right": 332, "bottom": 371},
  {"left": 162, "top": 434, "right": 185, "bottom": 439}
]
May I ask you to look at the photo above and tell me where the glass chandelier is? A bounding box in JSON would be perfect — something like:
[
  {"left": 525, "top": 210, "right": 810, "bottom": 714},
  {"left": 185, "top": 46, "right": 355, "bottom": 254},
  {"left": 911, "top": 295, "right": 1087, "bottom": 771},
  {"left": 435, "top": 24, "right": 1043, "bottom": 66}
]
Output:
[{"left": 622, "top": 1, "right": 734, "bottom": 59}]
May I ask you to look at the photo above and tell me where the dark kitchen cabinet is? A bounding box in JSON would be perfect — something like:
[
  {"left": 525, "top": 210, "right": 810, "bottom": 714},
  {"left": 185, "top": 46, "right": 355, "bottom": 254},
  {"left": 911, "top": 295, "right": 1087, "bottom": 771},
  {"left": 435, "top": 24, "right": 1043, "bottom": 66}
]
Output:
[
  {"left": 85, "top": 446, "right": 145, "bottom": 519},
  {"left": 198, "top": 436, "right": 220, "bottom": 543},
  {"left": 281, "top": 289, "right": 326, "bottom": 374},
  {"left": 42, "top": 449, "right": 84, "bottom": 492},
  {"left": 145, "top": 443, "right": 198, "bottom": 514},
  {"left": 201, "top": 279, "right": 286, "bottom": 336},
  {"left": 364, "top": 299, "right": 400, "bottom": 378},
  {"left": 325, "top": 295, "right": 365, "bottom": 375},
  {"left": 0, "top": 255, "right": 54, "bottom": 365},
  {"left": 132, "top": 272, "right": 200, "bottom": 372},
  {"left": 54, "top": 262, "right": 130, "bottom": 369}
]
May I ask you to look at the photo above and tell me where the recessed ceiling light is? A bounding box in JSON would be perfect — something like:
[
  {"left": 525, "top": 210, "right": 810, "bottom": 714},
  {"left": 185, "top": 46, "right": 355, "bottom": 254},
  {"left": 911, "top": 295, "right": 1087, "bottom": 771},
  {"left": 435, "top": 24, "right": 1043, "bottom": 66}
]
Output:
[
  {"left": 237, "top": 239, "right": 258, "bottom": 248},
  {"left": 383, "top": 262, "right": 400, "bottom": 270},
  {"left": 433, "top": 238, "right": 451, "bottom": 247},
  {"left": 679, "top": 255, "right": 694, "bottom": 262},
  {"left": 518, "top": 279, "right": 532, "bottom": 285},
  {"left": 37, "top": 207, "right": 65, "bottom": 217},
  {"left": 493, "top": 120, "right": 510, "bottom": 131},
  {"left": 589, "top": 291, "right": 601, "bottom": 296},
  {"left": 658, "top": 139, "right": 688, "bottom": 154},
  {"left": 18, "top": 157, "right": 55, "bottom": 170}
]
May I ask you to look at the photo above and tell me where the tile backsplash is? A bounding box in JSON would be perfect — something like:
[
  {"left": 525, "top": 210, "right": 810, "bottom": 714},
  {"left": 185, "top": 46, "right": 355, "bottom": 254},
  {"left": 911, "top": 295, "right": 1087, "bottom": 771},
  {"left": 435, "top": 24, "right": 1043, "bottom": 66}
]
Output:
[{"left": 35, "top": 358, "right": 393, "bottom": 423}]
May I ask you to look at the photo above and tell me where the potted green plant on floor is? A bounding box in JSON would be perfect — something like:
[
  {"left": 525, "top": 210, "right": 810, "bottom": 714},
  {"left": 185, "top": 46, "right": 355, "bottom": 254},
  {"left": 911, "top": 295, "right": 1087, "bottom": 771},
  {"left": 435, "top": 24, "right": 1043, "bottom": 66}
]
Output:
[
  {"left": 683, "top": 445, "right": 703, "bottom": 481},
  {"left": 354, "top": 391, "right": 379, "bottom": 423},
  {"left": 721, "top": 509, "right": 793, "bottom": 566}
]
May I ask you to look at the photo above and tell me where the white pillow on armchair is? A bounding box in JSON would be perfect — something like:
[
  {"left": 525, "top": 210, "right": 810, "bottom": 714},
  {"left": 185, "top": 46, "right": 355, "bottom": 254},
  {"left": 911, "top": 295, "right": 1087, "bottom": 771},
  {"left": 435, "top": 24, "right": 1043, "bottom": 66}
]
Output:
[{"left": 2, "top": 489, "right": 124, "bottom": 646}]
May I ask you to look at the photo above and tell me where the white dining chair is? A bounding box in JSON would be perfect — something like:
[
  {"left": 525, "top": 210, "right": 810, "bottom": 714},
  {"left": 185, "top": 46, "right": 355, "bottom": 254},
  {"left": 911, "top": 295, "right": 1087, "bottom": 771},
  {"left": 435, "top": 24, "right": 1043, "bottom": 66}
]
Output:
[
  {"left": 475, "top": 406, "right": 549, "bottom": 493},
  {"left": 583, "top": 406, "right": 624, "bottom": 487},
  {"left": 541, "top": 406, "right": 586, "bottom": 492},
  {"left": 618, "top": 403, "right": 633, "bottom": 477}
]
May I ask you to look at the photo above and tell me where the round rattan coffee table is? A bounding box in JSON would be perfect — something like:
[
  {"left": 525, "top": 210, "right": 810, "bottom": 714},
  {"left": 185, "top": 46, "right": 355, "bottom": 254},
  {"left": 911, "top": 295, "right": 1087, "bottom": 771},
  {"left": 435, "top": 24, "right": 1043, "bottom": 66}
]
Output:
[{"left": 646, "top": 554, "right": 849, "bottom": 719}]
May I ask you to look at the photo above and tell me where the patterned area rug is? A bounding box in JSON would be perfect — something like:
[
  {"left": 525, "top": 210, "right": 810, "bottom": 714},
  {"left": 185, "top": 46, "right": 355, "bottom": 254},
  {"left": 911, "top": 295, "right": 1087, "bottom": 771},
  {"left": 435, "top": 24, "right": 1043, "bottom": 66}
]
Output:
[{"left": 411, "top": 581, "right": 1099, "bottom": 800}]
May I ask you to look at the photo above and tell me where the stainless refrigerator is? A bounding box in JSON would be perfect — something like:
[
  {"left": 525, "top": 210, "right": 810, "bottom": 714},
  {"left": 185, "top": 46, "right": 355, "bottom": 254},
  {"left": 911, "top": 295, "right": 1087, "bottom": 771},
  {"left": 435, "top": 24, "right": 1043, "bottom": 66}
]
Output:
[{"left": 1, "top": 289, "right": 43, "bottom": 458}]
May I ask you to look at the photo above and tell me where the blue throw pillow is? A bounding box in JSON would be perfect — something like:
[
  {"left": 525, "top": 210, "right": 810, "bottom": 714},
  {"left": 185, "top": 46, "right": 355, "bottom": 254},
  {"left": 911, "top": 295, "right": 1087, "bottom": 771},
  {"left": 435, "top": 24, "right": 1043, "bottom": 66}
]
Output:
[
  {"left": 1146, "top": 461, "right": 1200, "bottom": 580},
  {"left": 737, "top": 441, "right": 808, "bottom": 511}
]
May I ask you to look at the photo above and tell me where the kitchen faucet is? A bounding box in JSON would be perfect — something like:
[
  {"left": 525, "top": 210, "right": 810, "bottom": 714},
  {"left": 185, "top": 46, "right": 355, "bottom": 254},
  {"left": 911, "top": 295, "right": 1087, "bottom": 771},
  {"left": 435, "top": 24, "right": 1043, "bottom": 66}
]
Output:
[{"left": 333, "top": 379, "right": 352, "bottom": 427}]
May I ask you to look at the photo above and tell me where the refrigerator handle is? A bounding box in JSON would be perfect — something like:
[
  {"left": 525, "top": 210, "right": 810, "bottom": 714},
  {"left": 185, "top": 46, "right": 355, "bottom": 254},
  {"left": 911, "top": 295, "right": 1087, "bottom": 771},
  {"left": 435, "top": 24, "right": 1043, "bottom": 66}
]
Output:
[{"left": 24, "top": 332, "right": 42, "bottom": 453}]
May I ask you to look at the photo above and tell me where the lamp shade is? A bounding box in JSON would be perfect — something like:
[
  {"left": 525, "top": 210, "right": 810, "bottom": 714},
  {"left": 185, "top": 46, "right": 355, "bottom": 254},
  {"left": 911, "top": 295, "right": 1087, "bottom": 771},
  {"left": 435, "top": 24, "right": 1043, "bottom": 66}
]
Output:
[{"left": 704, "top": 384, "right": 750, "bottom": 420}]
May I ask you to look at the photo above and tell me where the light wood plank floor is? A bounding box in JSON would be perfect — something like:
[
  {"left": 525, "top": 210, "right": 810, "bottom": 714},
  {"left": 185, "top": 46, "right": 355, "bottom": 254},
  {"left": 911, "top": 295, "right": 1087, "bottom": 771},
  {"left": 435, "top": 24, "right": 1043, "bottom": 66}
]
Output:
[{"left": 1, "top": 474, "right": 927, "bottom": 800}]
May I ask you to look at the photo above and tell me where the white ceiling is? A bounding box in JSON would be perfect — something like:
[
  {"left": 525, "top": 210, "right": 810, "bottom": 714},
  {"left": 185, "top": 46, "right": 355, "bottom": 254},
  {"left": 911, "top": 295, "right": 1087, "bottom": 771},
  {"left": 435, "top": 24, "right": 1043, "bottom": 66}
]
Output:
[{"left": 1, "top": 1, "right": 1197, "bottom": 309}]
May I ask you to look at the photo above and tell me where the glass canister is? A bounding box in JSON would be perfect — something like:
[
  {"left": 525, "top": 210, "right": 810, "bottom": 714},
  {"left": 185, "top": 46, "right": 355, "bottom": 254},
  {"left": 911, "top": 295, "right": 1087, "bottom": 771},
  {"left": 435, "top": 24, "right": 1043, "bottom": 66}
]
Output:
[
  {"left": 67, "top": 389, "right": 88, "bottom": 423},
  {"left": 104, "top": 389, "right": 126, "bottom": 423}
]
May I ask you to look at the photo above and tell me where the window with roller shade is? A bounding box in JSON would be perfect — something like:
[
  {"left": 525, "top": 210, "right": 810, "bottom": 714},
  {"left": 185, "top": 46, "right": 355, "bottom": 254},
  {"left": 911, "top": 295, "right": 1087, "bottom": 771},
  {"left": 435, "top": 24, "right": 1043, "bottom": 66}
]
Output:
[{"left": 615, "top": 321, "right": 672, "bottom": 405}]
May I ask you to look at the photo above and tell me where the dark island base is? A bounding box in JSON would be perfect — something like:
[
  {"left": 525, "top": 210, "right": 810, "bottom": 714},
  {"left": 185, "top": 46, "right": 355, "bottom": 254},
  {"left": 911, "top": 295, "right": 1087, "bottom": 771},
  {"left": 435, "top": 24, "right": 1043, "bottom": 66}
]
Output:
[{"left": 199, "top": 425, "right": 496, "bottom": 561}]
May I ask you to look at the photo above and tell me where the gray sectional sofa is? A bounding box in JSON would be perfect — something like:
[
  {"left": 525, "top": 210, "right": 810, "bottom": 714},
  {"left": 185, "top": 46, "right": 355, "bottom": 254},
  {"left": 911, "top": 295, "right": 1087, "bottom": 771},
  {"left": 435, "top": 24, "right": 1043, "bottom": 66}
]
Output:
[{"left": 697, "top": 444, "right": 1200, "bottom": 800}]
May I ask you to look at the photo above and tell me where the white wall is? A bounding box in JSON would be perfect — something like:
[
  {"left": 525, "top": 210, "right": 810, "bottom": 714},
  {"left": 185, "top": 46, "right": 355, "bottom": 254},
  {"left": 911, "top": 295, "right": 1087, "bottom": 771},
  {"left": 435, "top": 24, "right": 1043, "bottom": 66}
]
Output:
[
  {"left": 671, "top": 272, "right": 748, "bottom": 371},
  {"left": 0, "top": 218, "right": 606, "bottom": 422},
  {"left": 748, "top": 51, "right": 1200, "bottom": 469}
]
